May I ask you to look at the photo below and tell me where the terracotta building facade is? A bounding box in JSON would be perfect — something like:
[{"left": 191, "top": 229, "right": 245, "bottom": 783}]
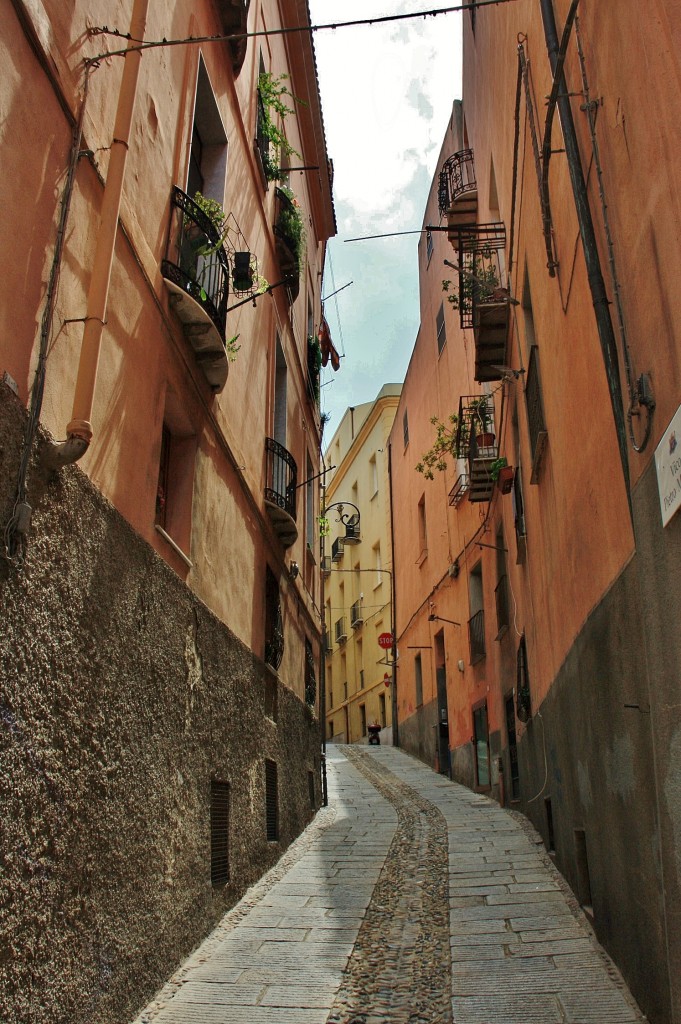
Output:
[
  {"left": 391, "top": 4, "right": 681, "bottom": 1022},
  {"left": 0, "top": 1, "right": 333, "bottom": 1021}
]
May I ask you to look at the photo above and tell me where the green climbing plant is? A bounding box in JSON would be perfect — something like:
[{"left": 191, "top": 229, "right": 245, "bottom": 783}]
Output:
[{"left": 258, "top": 72, "right": 303, "bottom": 181}]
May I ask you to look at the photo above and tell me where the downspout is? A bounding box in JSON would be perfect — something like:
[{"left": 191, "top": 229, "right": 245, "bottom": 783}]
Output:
[
  {"left": 539, "top": 0, "right": 632, "bottom": 522},
  {"left": 43, "top": 0, "right": 150, "bottom": 468},
  {"left": 387, "top": 440, "right": 399, "bottom": 747}
]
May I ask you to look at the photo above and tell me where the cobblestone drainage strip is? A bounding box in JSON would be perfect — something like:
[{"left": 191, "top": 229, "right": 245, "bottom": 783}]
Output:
[{"left": 327, "top": 747, "right": 452, "bottom": 1024}]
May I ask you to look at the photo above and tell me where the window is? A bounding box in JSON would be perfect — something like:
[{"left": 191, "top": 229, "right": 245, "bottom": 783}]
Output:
[
  {"left": 188, "top": 58, "right": 228, "bottom": 204},
  {"left": 328, "top": 719, "right": 334, "bottom": 739},
  {"left": 370, "top": 454, "right": 379, "bottom": 497},
  {"left": 264, "top": 566, "right": 284, "bottom": 670},
  {"left": 415, "top": 653, "right": 423, "bottom": 707},
  {"left": 516, "top": 634, "right": 532, "bottom": 722},
  {"left": 304, "top": 637, "right": 316, "bottom": 708},
  {"left": 522, "top": 276, "right": 548, "bottom": 482},
  {"left": 154, "top": 393, "right": 197, "bottom": 562},
  {"left": 494, "top": 525, "right": 509, "bottom": 637},
  {"left": 359, "top": 703, "right": 367, "bottom": 737},
  {"left": 265, "top": 760, "right": 279, "bottom": 841},
  {"left": 468, "top": 562, "right": 485, "bottom": 664},
  {"left": 373, "top": 542, "right": 382, "bottom": 587},
  {"left": 210, "top": 780, "right": 230, "bottom": 886},
  {"left": 417, "top": 494, "right": 428, "bottom": 562},
  {"left": 426, "top": 229, "right": 434, "bottom": 262},
  {"left": 379, "top": 693, "right": 386, "bottom": 727},
  {"left": 306, "top": 453, "right": 315, "bottom": 551},
  {"left": 403, "top": 410, "right": 409, "bottom": 447},
  {"left": 308, "top": 770, "right": 316, "bottom": 810},
  {"left": 436, "top": 303, "right": 447, "bottom": 354}
]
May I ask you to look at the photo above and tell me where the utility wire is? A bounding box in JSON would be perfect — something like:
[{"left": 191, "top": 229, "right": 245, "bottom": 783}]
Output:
[{"left": 88, "top": 0, "right": 521, "bottom": 63}]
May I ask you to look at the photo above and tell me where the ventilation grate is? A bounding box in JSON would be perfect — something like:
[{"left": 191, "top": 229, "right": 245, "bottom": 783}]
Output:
[
  {"left": 210, "top": 780, "right": 230, "bottom": 887},
  {"left": 265, "top": 760, "right": 279, "bottom": 841}
]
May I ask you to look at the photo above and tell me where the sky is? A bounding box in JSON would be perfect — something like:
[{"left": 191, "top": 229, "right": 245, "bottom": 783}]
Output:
[{"left": 307, "top": 1, "right": 464, "bottom": 436}]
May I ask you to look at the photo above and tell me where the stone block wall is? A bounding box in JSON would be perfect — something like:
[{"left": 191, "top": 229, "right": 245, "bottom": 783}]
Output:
[{"left": 0, "top": 387, "right": 321, "bottom": 1024}]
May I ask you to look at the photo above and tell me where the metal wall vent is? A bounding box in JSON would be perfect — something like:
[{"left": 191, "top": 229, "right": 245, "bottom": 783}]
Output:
[
  {"left": 210, "top": 780, "right": 230, "bottom": 887},
  {"left": 265, "top": 759, "right": 279, "bottom": 842}
]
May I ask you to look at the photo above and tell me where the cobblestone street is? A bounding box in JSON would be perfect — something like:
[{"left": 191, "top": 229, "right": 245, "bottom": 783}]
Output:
[{"left": 133, "top": 746, "right": 646, "bottom": 1024}]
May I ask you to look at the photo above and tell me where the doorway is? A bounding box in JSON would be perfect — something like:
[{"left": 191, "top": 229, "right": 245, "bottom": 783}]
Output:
[
  {"left": 434, "top": 630, "right": 450, "bottom": 775},
  {"left": 473, "top": 700, "right": 491, "bottom": 788}
]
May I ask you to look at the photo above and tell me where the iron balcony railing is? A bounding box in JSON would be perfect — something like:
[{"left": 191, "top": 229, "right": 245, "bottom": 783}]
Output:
[
  {"left": 255, "top": 92, "right": 270, "bottom": 174},
  {"left": 264, "top": 438, "right": 297, "bottom": 521},
  {"left": 456, "top": 239, "right": 506, "bottom": 331},
  {"left": 162, "top": 186, "right": 229, "bottom": 340},
  {"left": 495, "top": 574, "right": 510, "bottom": 635},
  {"left": 335, "top": 617, "right": 348, "bottom": 644},
  {"left": 438, "top": 148, "right": 477, "bottom": 215},
  {"left": 350, "top": 600, "right": 363, "bottom": 627},
  {"left": 468, "top": 608, "right": 486, "bottom": 664}
]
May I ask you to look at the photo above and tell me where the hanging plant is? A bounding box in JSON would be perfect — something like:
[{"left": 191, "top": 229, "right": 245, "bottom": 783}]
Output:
[
  {"left": 258, "top": 72, "right": 303, "bottom": 181},
  {"left": 416, "top": 414, "right": 459, "bottom": 479}
]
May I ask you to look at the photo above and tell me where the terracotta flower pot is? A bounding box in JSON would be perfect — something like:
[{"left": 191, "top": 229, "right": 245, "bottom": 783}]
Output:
[{"left": 497, "top": 465, "right": 515, "bottom": 494}]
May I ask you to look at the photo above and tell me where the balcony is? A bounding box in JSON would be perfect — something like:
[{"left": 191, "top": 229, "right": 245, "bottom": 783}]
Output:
[
  {"left": 448, "top": 458, "right": 470, "bottom": 508},
  {"left": 350, "top": 600, "right": 363, "bottom": 629},
  {"left": 439, "top": 149, "right": 478, "bottom": 236},
  {"left": 321, "top": 555, "right": 332, "bottom": 577},
  {"left": 331, "top": 536, "right": 344, "bottom": 563},
  {"left": 274, "top": 187, "right": 302, "bottom": 303},
  {"left": 335, "top": 617, "right": 348, "bottom": 645},
  {"left": 453, "top": 226, "right": 510, "bottom": 383},
  {"left": 455, "top": 396, "right": 498, "bottom": 503},
  {"left": 215, "top": 0, "right": 250, "bottom": 74},
  {"left": 264, "top": 438, "right": 298, "bottom": 548},
  {"left": 162, "top": 187, "right": 230, "bottom": 392},
  {"left": 468, "top": 608, "right": 486, "bottom": 665}
]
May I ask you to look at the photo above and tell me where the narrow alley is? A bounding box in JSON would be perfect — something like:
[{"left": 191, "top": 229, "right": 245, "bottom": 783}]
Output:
[{"left": 132, "top": 747, "right": 644, "bottom": 1024}]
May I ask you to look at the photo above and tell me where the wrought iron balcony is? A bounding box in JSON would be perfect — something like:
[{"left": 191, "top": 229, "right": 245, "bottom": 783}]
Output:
[
  {"left": 335, "top": 617, "right": 348, "bottom": 645},
  {"left": 439, "top": 149, "right": 478, "bottom": 227},
  {"left": 350, "top": 600, "right": 363, "bottom": 628},
  {"left": 215, "top": 0, "right": 250, "bottom": 74},
  {"left": 331, "top": 536, "right": 344, "bottom": 563},
  {"left": 162, "top": 186, "right": 230, "bottom": 392},
  {"left": 264, "top": 437, "right": 298, "bottom": 548},
  {"left": 451, "top": 227, "right": 510, "bottom": 382},
  {"left": 455, "top": 396, "right": 498, "bottom": 503},
  {"left": 274, "top": 187, "right": 301, "bottom": 303},
  {"left": 468, "top": 608, "right": 486, "bottom": 664}
]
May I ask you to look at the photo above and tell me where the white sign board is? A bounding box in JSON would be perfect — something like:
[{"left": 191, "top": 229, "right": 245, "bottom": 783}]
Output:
[{"left": 655, "top": 404, "right": 681, "bottom": 527}]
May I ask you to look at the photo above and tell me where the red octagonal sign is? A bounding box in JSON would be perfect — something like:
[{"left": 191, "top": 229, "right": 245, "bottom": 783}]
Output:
[{"left": 378, "top": 632, "right": 393, "bottom": 649}]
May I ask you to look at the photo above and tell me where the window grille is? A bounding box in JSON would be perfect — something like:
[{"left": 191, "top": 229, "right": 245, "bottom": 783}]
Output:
[{"left": 436, "top": 304, "right": 447, "bottom": 354}]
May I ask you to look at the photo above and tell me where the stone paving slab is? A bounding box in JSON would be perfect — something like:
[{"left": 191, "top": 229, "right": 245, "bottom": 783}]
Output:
[{"left": 132, "top": 745, "right": 645, "bottom": 1024}]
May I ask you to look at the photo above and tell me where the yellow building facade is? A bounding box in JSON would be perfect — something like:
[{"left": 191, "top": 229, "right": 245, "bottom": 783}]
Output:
[{"left": 323, "top": 385, "right": 401, "bottom": 745}]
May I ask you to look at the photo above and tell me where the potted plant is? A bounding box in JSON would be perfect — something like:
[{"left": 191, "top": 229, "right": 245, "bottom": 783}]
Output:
[
  {"left": 470, "top": 397, "right": 495, "bottom": 449},
  {"left": 489, "top": 457, "right": 515, "bottom": 493}
]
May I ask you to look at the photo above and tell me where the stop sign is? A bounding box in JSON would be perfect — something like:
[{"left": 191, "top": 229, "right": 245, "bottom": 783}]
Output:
[{"left": 378, "top": 632, "right": 393, "bottom": 649}]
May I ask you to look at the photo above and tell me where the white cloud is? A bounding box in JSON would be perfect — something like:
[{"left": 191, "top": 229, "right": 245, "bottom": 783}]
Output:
[{"left": 308, "top": 2, "right": 463, "bottom": 430}]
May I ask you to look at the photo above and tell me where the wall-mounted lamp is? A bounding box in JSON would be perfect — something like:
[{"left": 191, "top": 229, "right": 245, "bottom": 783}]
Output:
[
  {"left": 289, "top": 561, "right": 300, "bottom": 580},
  {"left": 428, "top": 614, "right": 461, "bottom": 627}
]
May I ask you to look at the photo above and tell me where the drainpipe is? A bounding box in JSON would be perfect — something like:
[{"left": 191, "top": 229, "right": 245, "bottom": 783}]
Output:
[
  {"left": 539, "top": 0, "right": 632, "bottom": 521},
  {"left": 43, "top": 0, "right": 150, "bottom": 468},
  {"left": 387, "top": 440, "right": 399, "bottom": 748}
]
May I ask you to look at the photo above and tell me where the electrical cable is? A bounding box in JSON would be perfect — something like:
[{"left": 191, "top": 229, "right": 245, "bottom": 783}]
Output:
[{"left": 88, "top": 0, "right": 523, "bottom": 63}]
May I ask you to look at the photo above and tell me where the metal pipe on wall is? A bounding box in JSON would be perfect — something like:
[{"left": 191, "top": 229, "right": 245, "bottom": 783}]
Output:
[
  {"left": 64, "top": 0, "right": 150, "bottom": 453},
  {"left": 539, "top": 0, "right": 632, "bottom": 521}
]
